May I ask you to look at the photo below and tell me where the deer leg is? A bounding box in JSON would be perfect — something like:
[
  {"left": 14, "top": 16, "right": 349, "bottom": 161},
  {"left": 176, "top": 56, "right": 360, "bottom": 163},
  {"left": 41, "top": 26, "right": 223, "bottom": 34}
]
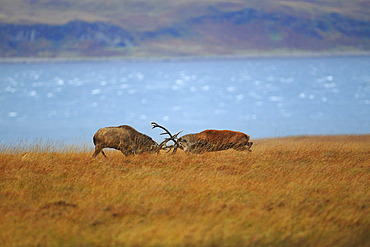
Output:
[
  {"left": 92, "top": 146, "right": 105, "bottom": 157},
  {"left": 118, "top": 143, "right": 131, "bottom": 156},
  {"left": 120, "top": 149, "right": 129, "bottom": 156},
  {"left": 233, "top": 141, "right": 253, "bottom": 152},
  {"left": 234, "top": 146, "right": 250, "bottom": 152},
  {"left": 92, "top": 149, "right": 100, "bottom": 157},
  {"left": 119, "top": 145, "right": 134, "bottom": 156},
  {"left": 247, "top": 142, "right": 253, "bottom": 152}
]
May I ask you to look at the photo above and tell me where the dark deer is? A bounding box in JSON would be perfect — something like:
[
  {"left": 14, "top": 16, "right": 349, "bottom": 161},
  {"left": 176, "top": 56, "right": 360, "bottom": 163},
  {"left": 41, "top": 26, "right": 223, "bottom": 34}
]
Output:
[{"left": 92, "top": 125, "right": 158, "bottom": 157}]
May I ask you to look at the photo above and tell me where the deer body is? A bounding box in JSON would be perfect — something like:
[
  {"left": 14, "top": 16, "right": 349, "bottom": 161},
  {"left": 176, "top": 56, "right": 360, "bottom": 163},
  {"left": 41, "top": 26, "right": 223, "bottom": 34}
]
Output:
[
  {"left": 178, "top": 130, "right": 253, "bottom": 154},
  {"left": 92, "top": 125, "right": 157, "bottom": 157}
]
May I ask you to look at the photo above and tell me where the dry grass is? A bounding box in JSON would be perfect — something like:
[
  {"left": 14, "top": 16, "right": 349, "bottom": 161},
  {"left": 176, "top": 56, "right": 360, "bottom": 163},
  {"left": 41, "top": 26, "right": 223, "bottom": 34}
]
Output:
[{"left": 0, "top": 135, "right": 369, "bottom": 246}]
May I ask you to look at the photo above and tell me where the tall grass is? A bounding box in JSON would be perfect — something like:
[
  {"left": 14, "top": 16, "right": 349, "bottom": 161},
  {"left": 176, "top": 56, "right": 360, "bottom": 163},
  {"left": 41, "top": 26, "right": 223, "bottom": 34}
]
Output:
[
  {"left": 0, "top": 135, "right": 369, "bottom": 246},
  {"left": 0, "top": 138, "right": 90, "bottom": 154}
]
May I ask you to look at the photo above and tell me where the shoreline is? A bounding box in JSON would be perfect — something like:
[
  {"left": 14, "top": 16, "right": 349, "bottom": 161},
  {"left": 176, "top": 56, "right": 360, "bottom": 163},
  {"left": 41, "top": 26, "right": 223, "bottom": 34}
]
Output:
[{"left": 1, "top": 51, "right": 370, "bottom": 64}]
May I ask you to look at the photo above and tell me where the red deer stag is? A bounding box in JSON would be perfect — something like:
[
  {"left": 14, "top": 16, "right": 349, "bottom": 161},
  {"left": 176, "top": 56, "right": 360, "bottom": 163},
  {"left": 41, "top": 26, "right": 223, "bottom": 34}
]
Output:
[
  {"left": 92, "top": 125, "right": 158, "bottom": 157},
  {"left": 156, "top": 128, "right": 253, "bottom": 154},
  {"left": 177, "top": 130, "right": 253, "bottom": 154}
]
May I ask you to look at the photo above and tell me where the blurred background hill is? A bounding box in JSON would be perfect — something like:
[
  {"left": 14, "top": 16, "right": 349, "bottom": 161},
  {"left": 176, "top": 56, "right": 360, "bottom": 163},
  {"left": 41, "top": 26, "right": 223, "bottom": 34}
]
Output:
[{"left": 0, "top": 0, "right": 369, "bottom": 58}]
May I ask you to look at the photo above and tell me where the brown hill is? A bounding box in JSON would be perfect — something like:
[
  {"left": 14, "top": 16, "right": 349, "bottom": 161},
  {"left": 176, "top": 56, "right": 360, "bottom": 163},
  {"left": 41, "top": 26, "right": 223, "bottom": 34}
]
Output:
[{"left": 0, "top": 0, "right": 369, "bottom": 57}]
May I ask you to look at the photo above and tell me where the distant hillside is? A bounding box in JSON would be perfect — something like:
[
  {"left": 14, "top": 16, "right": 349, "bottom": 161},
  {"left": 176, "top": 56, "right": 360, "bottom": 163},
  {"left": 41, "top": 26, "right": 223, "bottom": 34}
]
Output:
[{"left": 1, "top": 0, "right": 369, "bottom": 58}]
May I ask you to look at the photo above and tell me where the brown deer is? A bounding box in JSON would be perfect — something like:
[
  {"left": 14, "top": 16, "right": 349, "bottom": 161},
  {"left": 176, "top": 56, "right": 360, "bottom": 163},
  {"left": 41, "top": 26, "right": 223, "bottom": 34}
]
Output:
[
  {"left": 92, "top": 125, "right": 158, "bottom": 157},
  {"left": 177, "top": 130, "right": 253, "bottom": 154},
  {"left": 151, "top": 123, "right": 253, "bottom": 154}
]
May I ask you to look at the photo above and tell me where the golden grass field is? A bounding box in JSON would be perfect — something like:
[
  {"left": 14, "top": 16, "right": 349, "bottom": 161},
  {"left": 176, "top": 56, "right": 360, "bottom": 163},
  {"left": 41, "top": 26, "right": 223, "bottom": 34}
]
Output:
[{"left": 0, "top": 135, "right": 369, "bottom": 247}]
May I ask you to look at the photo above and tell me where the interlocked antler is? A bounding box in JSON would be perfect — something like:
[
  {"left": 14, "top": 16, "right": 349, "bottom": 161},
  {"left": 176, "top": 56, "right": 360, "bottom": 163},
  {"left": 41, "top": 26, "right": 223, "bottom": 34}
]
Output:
[{"left": 151, "top": 122, "right": 182, "bottom": 154}]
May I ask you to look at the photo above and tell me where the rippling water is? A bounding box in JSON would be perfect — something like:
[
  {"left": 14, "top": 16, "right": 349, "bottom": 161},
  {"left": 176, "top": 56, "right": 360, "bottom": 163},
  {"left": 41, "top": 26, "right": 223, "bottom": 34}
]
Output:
[{"left": 1, "top": 56, "right": 369, "bottom": 144}]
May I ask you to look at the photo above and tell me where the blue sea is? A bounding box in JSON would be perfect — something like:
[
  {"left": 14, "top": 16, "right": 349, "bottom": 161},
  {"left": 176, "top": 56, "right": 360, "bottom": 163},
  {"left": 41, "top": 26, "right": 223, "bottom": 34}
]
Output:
[{"left": 0, "top": 56, "right": 369, "bottom": 145}]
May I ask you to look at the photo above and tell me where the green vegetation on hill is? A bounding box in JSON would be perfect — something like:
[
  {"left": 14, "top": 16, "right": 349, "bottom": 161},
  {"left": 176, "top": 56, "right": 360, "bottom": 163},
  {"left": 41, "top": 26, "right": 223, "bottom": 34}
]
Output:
[{"left": 0, "top": 0, "right": 369, "bottom": 58}]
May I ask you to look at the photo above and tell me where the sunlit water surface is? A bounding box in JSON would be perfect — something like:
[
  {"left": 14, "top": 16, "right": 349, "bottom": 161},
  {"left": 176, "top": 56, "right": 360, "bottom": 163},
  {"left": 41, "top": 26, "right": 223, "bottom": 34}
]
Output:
[{"left": 1, "top": 56, "right": 369, "bottom": 145}]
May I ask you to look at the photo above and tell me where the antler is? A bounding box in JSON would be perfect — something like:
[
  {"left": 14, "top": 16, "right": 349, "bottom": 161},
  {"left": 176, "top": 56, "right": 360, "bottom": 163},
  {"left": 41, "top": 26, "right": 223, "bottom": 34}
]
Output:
[
  {"left": 151, "top": 122, "right": 182, "bottom": 154},
  {"left": 151, "top": 122, "right": 173, "bottom": 137}
]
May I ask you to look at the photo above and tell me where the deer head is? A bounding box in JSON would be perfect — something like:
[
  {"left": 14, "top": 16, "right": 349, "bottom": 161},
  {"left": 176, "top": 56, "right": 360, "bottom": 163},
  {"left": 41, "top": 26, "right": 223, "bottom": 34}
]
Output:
[{"left": 151, "top": 122, "right": 182, "bottom": 154}]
